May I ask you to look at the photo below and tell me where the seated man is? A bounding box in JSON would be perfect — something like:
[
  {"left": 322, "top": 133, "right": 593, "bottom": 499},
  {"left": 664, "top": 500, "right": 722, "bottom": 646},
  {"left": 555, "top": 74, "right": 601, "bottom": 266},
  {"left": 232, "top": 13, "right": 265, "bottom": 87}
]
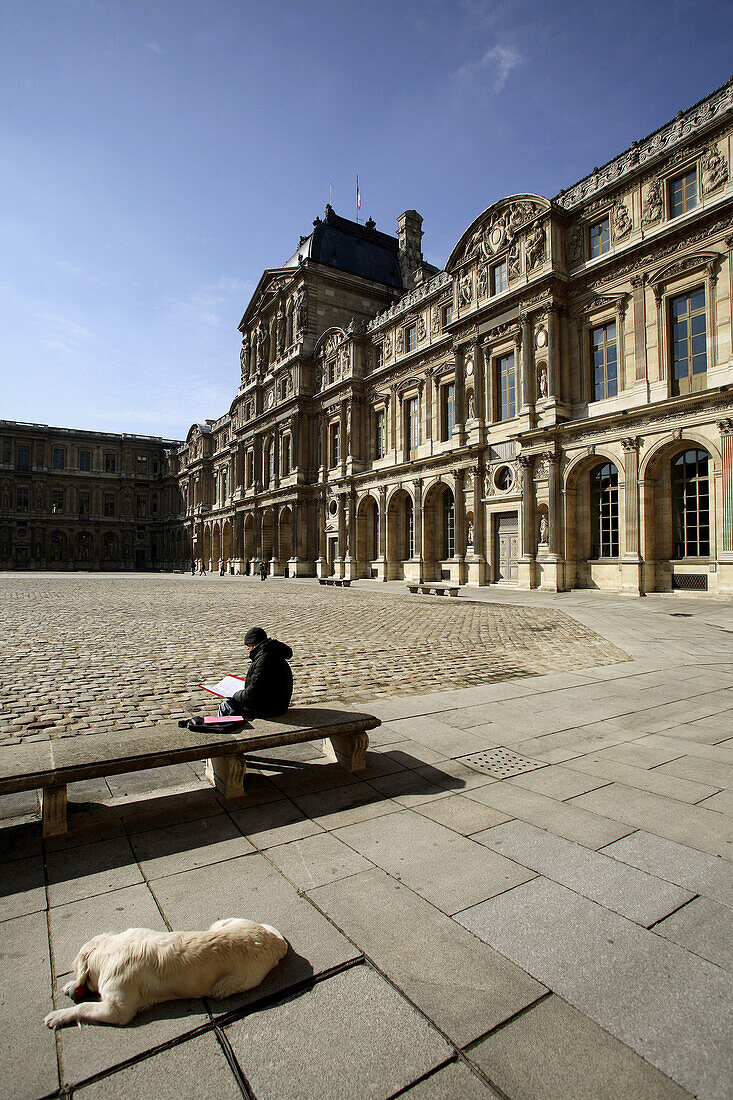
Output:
[{"left": 218, "top": 627, "right": 293, "bottom": 719}]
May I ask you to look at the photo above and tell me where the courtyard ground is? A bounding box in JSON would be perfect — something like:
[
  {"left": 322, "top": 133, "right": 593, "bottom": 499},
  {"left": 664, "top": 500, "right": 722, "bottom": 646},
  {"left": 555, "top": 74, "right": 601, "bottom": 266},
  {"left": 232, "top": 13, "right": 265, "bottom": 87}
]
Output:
[{"left": 0, "top": 574, "right": 731, "bottom": 1099}]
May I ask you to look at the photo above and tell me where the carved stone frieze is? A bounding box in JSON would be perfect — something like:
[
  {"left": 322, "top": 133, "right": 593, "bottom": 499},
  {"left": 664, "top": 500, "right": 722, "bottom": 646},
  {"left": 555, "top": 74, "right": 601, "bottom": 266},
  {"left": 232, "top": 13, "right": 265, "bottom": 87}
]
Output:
[
  {"left": 454, "top": 199, "right": 547, "bottom": 267},
  {"left": 459, "top": 271, "right": 473, "bottom": 305},
  {"left": 613, "top": 201, "right": 633, "bottom": 239},
  {"left": 642, "top": 179, "right": 663, "bottom": 225},
  {"left": 566, "top": 225, "right": 583, "bottom": 267},
  {"left": 702, "top": 143, "right": 729, "bottom": 193},
  {"left": 525, "top": 224, "right": 545, "bottom": 270}
]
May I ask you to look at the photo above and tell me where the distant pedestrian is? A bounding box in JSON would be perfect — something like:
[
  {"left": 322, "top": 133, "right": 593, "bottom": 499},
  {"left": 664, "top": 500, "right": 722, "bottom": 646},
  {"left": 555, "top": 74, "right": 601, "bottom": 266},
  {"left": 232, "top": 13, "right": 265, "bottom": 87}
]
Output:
[
  {"left": 259, "top": 561, "right": 267, "bottom": 581},
  {"left": 199, "top": 564, "right": 206, "bottom": 576},
  {"left": 190, "top": 561, "right": 195, "bottom": 575}
]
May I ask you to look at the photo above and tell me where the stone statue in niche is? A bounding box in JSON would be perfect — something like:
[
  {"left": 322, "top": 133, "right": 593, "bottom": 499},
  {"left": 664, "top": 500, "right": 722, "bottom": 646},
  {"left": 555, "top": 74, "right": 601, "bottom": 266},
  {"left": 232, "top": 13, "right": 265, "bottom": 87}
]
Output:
[
  {"left": 477, "top": 266, "right": 487, "bottom": 298},
  {"left": 466, "top": 520, "right": 474, "bottom": 547},
  {"left": 642, "top": 179, "right": 663, "bottom": 224},
  {"left": 566, "top": 226, "right": 583, "bottom": 266},
  {"left": 538, "top": 365, "right": 548, "bottom": 398},
  {"left": 294, "top": 287, "right": 308, "bottom": 336},
  {"left": 431, "top": 306, "right": 440, "bottom": 334},
  {"left": 466, "top": 391, "right": 475, "bottom": 419},
  {"left": 525, "top": 224, "right": 545, "bottom": 270},
  {"left": 256, "top": 322, "right": 268, "bottom": 368},
  {"left": 614, "top": 202, "right": 632, "bottom": 239},
  {"left": 417, "top": 316, "right": 426, "bottom": 341},
  {"left": 702, "top": 144, "right": 728, "bottom": 193},
  {"left": 240, "top": 331, "right": 250, "bottom": 383},
  {"left": 1, "top": 482, "right": 10, "bottom": 509},
  {"left": 276, "top": 304, "right": 286, "bottom": 356},
  {"left": 508, "top": 240, "right": 521, "bottom": 279},
  {"left": 539, "top": 515, "right": 549, "bottom": 544},
  {"left": 459, "top": 271, "right": 472, "bottom": 305},
  {"left": 396, "top": 328, "right": 404, "bottom": 354},
  {"left": 384, "top": 335, "right": 392, "bottom": 357},
  {"left": 35, "top": 486, "right": 44, "bottom": 509}
]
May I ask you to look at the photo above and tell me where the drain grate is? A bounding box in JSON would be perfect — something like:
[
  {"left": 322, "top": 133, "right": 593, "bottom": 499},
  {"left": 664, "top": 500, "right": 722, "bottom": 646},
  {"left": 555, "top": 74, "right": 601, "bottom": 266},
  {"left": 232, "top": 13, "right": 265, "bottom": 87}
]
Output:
[{"left": 458, "top": 747, "right": 549, "bottom": 779}]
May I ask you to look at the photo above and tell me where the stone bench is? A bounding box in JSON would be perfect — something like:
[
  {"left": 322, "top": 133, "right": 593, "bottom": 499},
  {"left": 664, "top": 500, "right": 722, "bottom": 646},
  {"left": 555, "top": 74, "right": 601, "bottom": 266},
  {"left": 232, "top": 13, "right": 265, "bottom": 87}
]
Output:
[
  {"left": 318, "top": 578, "right": 351, "bottom": 587},
  {"left": 0, "top": 707, "right": 379, "bottom": 838},
  {"left": 406, "top": 583, "right": 460, "bottom": 597}
]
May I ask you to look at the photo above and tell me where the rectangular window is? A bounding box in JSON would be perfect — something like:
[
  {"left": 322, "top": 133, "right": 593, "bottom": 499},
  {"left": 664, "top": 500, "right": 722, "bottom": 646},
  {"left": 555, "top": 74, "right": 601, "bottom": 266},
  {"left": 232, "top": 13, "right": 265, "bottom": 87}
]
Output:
[
  {"left": 588, "top": 216, "right": 610, "bottom": 258},
  {"left": 136, "top": 454, "right": 148, "bottom": 474},
  {"left": 16, "top": 486, "right": 29, "bottom": 511},
  {"left": 51, "top": 489, "right": 64, "bottom": 514},
  {"left": 103, "top": 493, "right": 116, "bottom": 517},
  {"left": 374, "top": 343, "right": 384, "bottom": 371},
  {"left": 79, "top": 449, "right": 91, "bottom": 471},
  {"left": 137, "top": 494, "right": 147, "bottom": 518},
  {"left": 330, "top": 423, "right": 340, "bottom": 466},
  {"left": 17, "top": 444, "right": 31, "bottom": 470},
  {"left": 590, "top": 321, "right": 618, "bottom": 401},
  {"left": 442, "top": 303, "right": 453, "bottom": 328},
  {"left": 442, "top": 382, "right": 455, "bottom": 440},
  {"left": 151, "top": 494, "right": 158, "bottom": 516},
  {"left": 78, "top": 491, "right": 90, "bottom": 517},
  {"left": 52, "top": 447, "right": 65, "bottom": 470},
  {"left": 669, "top": 168, "right": 697, "bottom": 218},
  {"left": 497, "top": 354, "right": 516, "bottom": 420},
  {"left": 374, "top": 410, "right": 385, "bottom": 459},
  {"left": 406, "top": 397, "right": 419, "bottom": 452},
  {"left": 491, "top": 261, "right": 508, "bottom": 294},
  {"left": 105, "top": 452, "right": 117, "bottom": 473},
  {"left": 670, "top": 287, "right": 706, "bottom": 396},
  {"left": 246, "top": 452, "right": 254, "bottom": 487},
  {"left": 282, "top": 436, "right": 291, "bottom": 476},
  {"left": 405, "top": 323, "right": 417, "bottom": 353}
]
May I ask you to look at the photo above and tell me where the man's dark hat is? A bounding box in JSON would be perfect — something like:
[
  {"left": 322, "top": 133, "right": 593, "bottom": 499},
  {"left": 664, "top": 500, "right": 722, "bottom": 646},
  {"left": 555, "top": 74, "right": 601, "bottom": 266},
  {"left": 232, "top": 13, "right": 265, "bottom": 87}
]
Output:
[{"left": 244, "top": 626, "right": 267, "bottom": 645}]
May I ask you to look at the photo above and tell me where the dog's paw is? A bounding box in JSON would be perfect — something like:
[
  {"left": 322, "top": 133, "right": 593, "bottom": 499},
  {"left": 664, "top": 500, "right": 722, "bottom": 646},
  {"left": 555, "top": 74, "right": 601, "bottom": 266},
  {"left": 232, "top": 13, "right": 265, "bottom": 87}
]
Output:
[
  {"left": 44, "top": 1008, "right": 75, "bottom": 1029},
  {"left": 61, "top": 979, "right": 75, "bottom": 998}
]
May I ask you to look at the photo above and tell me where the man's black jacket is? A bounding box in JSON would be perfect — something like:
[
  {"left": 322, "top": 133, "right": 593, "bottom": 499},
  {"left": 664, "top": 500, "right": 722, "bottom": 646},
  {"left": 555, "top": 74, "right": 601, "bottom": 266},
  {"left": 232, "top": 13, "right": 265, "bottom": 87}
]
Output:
[{"left": 231, "top": 639, "right": 293, "bottom": 717}]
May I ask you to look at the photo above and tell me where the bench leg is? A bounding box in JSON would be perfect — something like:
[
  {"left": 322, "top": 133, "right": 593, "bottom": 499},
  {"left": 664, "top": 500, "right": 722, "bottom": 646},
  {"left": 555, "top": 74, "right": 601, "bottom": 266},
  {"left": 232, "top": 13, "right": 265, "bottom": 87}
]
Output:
[
  {"left": 41, "top": 785, "right": 68, "bottom": 838},
  {"left": 205, "top": 754, "right": 247, "bottom": 799},
  {"left": 321, "top": 733, "right": 369, "bottom": 772}
]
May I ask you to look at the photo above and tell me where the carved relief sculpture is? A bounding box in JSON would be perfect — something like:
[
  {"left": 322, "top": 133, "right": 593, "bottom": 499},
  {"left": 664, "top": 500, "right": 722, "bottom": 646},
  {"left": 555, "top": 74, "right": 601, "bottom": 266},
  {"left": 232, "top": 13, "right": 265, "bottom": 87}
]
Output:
[
  {"left": 525, "top": 224, "right": 545, "bottom": 270},
  {"left": 240, "top": 331, "right": 250, "bottom": 384},
  {"left": 508, "top": 239, "right": 521, "bottom": 279},
  {"left": 396, "top": 327, "right": 404, "bottom": 354},
  {"left": 459, "top": 271, "right": 472, "bottom": 305},
  {"left": 276, "top": 304, "right": 286, "bottom": 357},
  {"left": 702, "top": 144, "right": 728, "bottom": 193},
  {"left": 642, "top": 179, "right": 663, "bottom": 225},
  {"left": 566, "top": 225, "right": 583, "bottom": 267},
  {"left": 477, "top": 266, "right": 488, "bottom": 298},
  {"left": 614, "top": 202, "right": 633, "bottom": 239},
  {"left": 294, "top": 286, "right": 308, "bottom": 337},
  {"left": 431, "top": 306, "right": 440, "bottom": 334}
]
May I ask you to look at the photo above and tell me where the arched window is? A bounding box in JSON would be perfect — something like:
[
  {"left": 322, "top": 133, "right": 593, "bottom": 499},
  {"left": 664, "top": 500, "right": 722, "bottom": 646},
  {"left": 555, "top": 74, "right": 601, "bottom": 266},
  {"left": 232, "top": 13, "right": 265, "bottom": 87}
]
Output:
[
  {"left": 442, "top": 489, "right": 455, "bottom": 558},
  {"left": 590, "top": 463, "right": 619, "bottom": 558},
  {"left": 282, "top": 435, "right": 291, "bottom": 477},
  {"left": 673, "top": 449, "right": 710, "bottom": 557}
]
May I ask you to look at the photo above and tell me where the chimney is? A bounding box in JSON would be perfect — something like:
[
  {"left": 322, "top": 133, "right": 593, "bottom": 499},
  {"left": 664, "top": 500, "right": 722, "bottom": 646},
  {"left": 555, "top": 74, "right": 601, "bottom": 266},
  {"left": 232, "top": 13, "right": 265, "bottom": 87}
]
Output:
[{"left": 397, "top": 210, "right": 424, "bottom": 290}]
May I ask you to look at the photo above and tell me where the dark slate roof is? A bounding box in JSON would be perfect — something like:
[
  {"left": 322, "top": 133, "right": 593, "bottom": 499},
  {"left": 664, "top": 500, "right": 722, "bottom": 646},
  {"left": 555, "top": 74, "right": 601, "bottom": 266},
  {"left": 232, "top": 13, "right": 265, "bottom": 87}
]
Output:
[{"left": 283, "top": 205, "right": 403, "bottom": 289}]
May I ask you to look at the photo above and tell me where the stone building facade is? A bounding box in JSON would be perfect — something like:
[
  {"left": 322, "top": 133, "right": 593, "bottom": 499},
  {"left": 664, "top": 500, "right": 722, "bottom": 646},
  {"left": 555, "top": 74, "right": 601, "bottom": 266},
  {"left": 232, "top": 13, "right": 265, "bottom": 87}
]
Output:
[
  {"left": 0, "top": 423, "right": 180, "bottom": 571},
  {"left": 4, "top": 78, "right": 733, "bottom": 594}
]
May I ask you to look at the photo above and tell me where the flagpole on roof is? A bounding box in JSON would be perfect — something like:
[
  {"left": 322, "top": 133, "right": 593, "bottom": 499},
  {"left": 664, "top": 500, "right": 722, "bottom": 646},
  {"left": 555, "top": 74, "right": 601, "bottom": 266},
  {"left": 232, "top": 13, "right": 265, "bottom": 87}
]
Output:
[{"left": 356, "top": 174, "right": 361, "bottom": 223}]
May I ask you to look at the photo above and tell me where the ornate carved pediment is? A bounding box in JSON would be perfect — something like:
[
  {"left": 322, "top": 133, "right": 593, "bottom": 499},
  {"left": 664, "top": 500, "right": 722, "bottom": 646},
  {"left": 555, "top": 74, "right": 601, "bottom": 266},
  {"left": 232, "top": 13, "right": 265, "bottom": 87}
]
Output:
[
  {"left": 648, "top": 251, "right": 721, "bottom": 297},
  {"left": 572, "top": 293, "right": 629, "bottom": 320},
  {"left": 448, "top": 195, "right": 551, "bottom": 270}
]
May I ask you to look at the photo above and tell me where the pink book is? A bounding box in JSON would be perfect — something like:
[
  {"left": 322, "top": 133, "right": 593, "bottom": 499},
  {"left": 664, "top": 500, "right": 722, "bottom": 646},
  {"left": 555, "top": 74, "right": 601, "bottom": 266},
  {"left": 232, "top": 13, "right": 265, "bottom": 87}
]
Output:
[{"left": 202, "top": 715, "right": 245, "bottom": 725}]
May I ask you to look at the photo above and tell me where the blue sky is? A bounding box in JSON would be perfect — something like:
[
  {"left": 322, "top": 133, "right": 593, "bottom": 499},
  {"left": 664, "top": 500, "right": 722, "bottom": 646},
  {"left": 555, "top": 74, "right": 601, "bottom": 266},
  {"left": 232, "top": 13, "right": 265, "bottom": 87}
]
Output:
[{"left": 1, "top": 0, "right": 731, "bottom": 440}]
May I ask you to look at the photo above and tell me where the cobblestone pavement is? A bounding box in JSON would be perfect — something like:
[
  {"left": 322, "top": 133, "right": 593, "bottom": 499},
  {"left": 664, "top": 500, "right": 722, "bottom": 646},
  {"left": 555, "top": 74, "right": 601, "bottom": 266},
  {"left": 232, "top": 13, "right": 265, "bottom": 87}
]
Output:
[{"left": 0, "top": 573, "right": 627, "bottom": 746}]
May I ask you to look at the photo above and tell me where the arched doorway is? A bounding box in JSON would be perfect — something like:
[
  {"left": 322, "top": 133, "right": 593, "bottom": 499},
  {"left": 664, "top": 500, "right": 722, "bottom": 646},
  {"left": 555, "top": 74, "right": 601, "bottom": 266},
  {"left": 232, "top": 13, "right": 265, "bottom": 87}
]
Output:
[
  {"left": 422, "top": 483, "right": 454, "bottom": 581},
  {"left": 386, "top": 490, "right": 412, "bottom": 580},
  {"left": 357, "top": 495, "right": 380, "bottom": 578}
]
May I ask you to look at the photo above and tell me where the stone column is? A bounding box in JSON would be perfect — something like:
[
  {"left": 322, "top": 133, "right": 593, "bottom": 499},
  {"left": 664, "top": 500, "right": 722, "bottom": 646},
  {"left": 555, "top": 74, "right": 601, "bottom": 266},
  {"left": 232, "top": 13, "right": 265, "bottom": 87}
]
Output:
[
  {"left": 378, "top": 484, "right": 388, "bottom": 580},
  {"left": 316, "top": 490, "right": 327, "bottom": 578},
  {"left": 473, "top": 342, "right": 486, "bottom": 423},
  {"left": 337, "top": 491, "right": 347, "bottom": 577},
  {"left": 414, "top": 477, "right": 424, "bottom": 581},
  {"left": 481, "top": 339, "right": 493, "bottom": 423},
  {"left": 454, "top": 467, "right": 466, "bottom": 582},
  {"left": 621, "top": 436, "right": 643, "bottom": 595},
  {"left": 547, "top": 306, "right": 560, "bottom": 402},
  {"left": 520, "top": 313, "right": 534, "bottom": 412},
  {"left": 340, "top": 400, "right": 349, "bottom": 474},
  {"left": 452, "top": 343, "right": 466, "bottom": 445},
  {"left": 517, "top": 454, "right": 535, "bottom": 590},
  {"left": 719, "top": 418, "right": 733, "bottom": 596}
]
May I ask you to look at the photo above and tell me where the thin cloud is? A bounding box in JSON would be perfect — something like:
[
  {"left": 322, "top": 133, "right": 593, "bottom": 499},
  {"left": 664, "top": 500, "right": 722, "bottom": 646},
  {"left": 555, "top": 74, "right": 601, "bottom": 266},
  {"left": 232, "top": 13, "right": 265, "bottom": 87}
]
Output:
[
  {"left": 145, "top": 41, "right": 162, "bottom": 54},
  {"left": 457, "top": 44, "right": 522, "bottom": 92},
  {"left": 164, "top": 277, "right": 254, "bottom": 329}
]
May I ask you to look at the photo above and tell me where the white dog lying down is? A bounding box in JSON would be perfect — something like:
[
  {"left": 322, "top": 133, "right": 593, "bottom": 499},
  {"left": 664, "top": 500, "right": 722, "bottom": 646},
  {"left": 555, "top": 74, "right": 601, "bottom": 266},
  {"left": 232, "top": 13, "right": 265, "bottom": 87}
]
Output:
[{"left": 44, "top": 918, "right": 288, "bottom": 1029}]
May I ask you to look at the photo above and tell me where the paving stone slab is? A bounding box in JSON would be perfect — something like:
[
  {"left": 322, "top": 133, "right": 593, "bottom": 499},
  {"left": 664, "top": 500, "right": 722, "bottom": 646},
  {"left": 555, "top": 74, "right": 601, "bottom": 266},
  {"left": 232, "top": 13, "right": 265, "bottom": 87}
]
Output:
[
  {"left": 129, "top": 813, "right": 256, "bottom": 879},
  {"left": 366, "top": 769, "right": 459, "bottom": 807},
  {"left": 310, "top": 868, "right": 546, "bottom": 1046},
  {"left": 0, "top": 912, "right": 58, "bottom": 1100},
  {"left": 264, "top": 831, "right": 374, "bottom": 890},
  {"left": 470, "top": 994, "right": 693, "bottom": 1100},
  {"left": 399, "top": 1062, "right": 501, "bottom": 1098},
  {"left": 637, "top": 733, "right": 733, "bottom": 764},
  {"left": 465, "top": 782, "right": 633, "bottom": 849},
  {"left": 414, "top": 794, "right": 513, "bottom": 835},
  {"left": 225, "top": 964, "right": 452, "bottom": 1100},
  {"left": 569, "top": 784, "right": 732, "bottom": 859},
  {"left": 333, "top": 811, "right": 535, "bottom": 915},
  {"left": 601, "top": 830, "right": 733, "bottom": 907},
  {"left": 49, "top": 883, "right": 168, "bottom": 978},
  {"left": 382, "top": 716, "right": 493, "bottom": 758},
  {"left": 696, "top": 789, "right": 733, "bottom": 814},
  {"left": 0, "top": 852, "right": 46, "bottom": 922},
  {"left": 0, "top": 818, "right": 42, "bottom": 862},
  {"left": 455, "top": 877, "right": 733, "bottom": 1100},
  {"left": 473, "top": 820, "right": 693, "bottom": 926},
  {"left": 45, "top": 835, "right": 144, "bottom": 907},
  {"left": 508, "top": 763, "right": 612, "bottom": 800},
  {"left": 150, "top": 851, "right": 360, "bottom": 1011},
  {"left": 653, "top": 897, "right": 733, "bottom": 971},
  {"left": 76, "top": 1031, "right": 242, "bottom": 1099},
  {"left": 229, "top": 797, "right": 325, "bottom": 849},
  {"left": 292, "top": 780, "right": 402, "bottom": 829},
  {"left": 564, "top": 754, "right": 720, "bottom": 803},
  {"left": 655, "top": 755, "right": 733, "bottom": 789},
  {"left": 415, "top": 758, "right": 499, "bottom": 791},
  {"left": 57, "top": 980, "right": 208, "bottom": 1088}
]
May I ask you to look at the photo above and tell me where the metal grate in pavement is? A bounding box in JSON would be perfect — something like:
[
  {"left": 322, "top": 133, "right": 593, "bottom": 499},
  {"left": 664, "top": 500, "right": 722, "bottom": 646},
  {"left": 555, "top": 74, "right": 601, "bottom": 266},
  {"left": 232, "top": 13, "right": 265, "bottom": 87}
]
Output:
[{"left": 458, "top": 747, "right": 549, "bottom": 779}]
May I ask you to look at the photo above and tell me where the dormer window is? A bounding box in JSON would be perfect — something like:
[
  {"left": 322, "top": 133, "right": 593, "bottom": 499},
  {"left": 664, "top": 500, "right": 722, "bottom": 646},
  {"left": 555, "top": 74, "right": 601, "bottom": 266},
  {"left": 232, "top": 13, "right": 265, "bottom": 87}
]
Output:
[
  {"left": 588, "top": 215, "right": 610, "bottom": 258},
  {"left": 669, "top": 168, "right": 697, "bottom": 218},
  {"left": 491, "top": 261, "right": 508, "bottom": 294},
  {"left": 405, "top": 323, "right": 417, "bottom": 353}
]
